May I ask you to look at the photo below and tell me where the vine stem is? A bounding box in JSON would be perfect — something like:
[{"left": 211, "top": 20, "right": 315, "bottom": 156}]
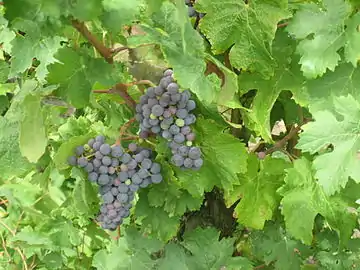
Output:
[
  {"left": 277, "top": 22, "right": 289, "bottom": 28},
  {"left": 265, "top": 125, "right": 301, "bottom": 155},
  {"left": 116, "top": 117, "right": 136, "bottom": 145},
  {"left": 71, "top": 20, "right": 113, "bottom": 64}
]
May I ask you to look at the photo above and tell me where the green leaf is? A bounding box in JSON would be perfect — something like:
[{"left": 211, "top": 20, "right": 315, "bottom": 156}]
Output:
[
  {"left": 47, "top": 48, "right": 119, "bottom": 108},
  {"left": 226, "top": 155, "right": 290, "bottom": 229},
  {"left": 9, "top": 19, "right": 63, "bottom": 82},
  {"left": 297, "top": 94, "right": 360, "bottom": 195},
  {"left": 101, "top": 0, "right": 142, "bottom": 33},
  {"left": 238, "top": 31, "right": 306, "bottom": 142},
  {"left": 345, "top": 13, "right": 360, "bottom": 67},
  {"left": 0, "top": 118, "right": 33, "bottom": 180},
  {"left": 286, "top": 0, "right": 352, "bottom": 78},
  {"left": 19, "top": 94, "right": 47, "bottom": 162},
  {"left": 135, "top": 189, "right": 180, "bottom": 242},
  {"left": 196, "top": 0, "right": 290, "bottom": 77},
  {"left": 70, "top": 0, "right": 102, "bottom": 21},
  {"left": 127, "top": 1, "right": 220, "bottom": 104},
  {"left": 174, "top": 118, "right": 248, "bottom": 197},
  {"left": 182, "top": 227, "right": 253, "bottom": 270},
  {"left": 278, "top": 158, "right": 359, "bottom": 246},
  {"left": 92, "top": 241, "right": 131, "bottom": 270},
  {"left": 157, "top": 243, "right": 189, "bottom": 270},
  {"left": 10, "top": 226, "right": 54, "bottom": 249},
  {"left": 53, "top": 134, "right": 94, "bottom": 170}
]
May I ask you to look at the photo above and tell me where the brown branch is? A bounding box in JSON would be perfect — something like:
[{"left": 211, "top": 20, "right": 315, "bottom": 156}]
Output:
[
  {"left": 277, "top": 22, "right": 289, "bottom": 28},
  {"left": 112, "top": 83, "right": 136, "bottom": 109},
  {"left": 115, "top": 117, "right": 137, "bottom": 145},
  {"left": 265, "top": 125, "right": 301, "bottom": 155},
  {"left": 254, "top": 264, "right": 267, "bottom": 270},
  {"left": 71, "top": 19, "right": 113, "bottom": 64}
]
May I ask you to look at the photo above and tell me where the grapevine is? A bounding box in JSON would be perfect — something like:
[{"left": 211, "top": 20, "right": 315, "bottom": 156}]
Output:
[{"left": 1, "top": 0, "right": 360, "bottom": 269}]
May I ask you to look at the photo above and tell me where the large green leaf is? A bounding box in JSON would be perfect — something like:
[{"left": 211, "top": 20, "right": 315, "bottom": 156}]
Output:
[
  {"left": 278, "top": 158, "right": 359, "bottom": 246},
  {"left": 225, "top": 155, "right": 290, "bottom": 229},
  {"left": 297, "top": 94, "right": 360, "bottom": 195},
  {"left": 196, "top": 0, "right": 290, "bottom": 77},
  {"left": 286, "top": 0, "right": 356, "bottom": 78}
]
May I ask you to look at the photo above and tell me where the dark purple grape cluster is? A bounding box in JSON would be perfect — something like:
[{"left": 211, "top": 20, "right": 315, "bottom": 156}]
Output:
[
  {"left": 185, "top": 0, "right": 205, "bottom": 18},
  {"left": 68, "top": 136, "right": 162, "bottom": 230},
  {"left": 135, "top": 69, "right": 204, "bottom": 170}
]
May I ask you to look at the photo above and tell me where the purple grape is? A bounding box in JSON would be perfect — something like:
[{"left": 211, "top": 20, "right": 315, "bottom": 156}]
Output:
[{"left": 100, "top": 144, "right": 111, "bottom": 155}]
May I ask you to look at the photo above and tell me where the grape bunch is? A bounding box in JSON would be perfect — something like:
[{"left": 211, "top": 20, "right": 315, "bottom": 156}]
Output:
[
  {"left": 135, "top": 69, "right": 204, "bottom": 170},
  {"left": 185, "top": 0, "right": 205, "bottom": 18},
  {"left": 68, "top": 136, "right": 162, "bottom": 230}
]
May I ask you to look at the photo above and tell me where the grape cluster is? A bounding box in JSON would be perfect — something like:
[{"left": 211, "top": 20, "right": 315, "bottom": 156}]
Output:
[
  {"left": 135, "top": 69, "right": 203, "bottom": 170},
  {"left": 68, "top": 136, "right": 162, "bottom": 230},
  {"left": 185, "top": 0, "right": 205, "bottom": 18}
]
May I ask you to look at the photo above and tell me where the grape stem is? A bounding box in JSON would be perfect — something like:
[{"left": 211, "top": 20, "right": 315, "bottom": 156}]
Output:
[
  {"left": 116, "top": 118, "right": 137, "bottom": 145},
  {"left": 264, "top": 125, "right": 302, "bottom": 156},
  {"left": 277, "top": 22, "right": 289, "bottom": 28}
]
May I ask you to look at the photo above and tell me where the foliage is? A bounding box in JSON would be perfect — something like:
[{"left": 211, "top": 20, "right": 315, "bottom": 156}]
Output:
[{"left": 0, "top": 0, "right": 360, "bottom": 269}]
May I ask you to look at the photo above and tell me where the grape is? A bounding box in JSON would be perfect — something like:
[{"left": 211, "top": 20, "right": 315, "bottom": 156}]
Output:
[
  {"left": 140, "top": 149, "right": 151, "bottom": 158},
  {"left": 134, "top": 153, "right": 145, "bottom": 163},
  {"left": 84, "top": 144, "right": 91, "bottom": 151},
  {"left": 77, "top": 157, "right": 88, "bottom": 167},
  {"left": 98, "top": 174, "right": 110, "bottom": 185},
  {"left": 111, "top": 187, "right": 119, "bottom": 196},
  {"left": 151, "top": 105, "right": 164, "bottom": 117},
  {"left": 129, "top": 184, "right": 139, "bottom": 192},
  {"left": 111, "top": 146, "right": 123, "bottom": 157},
  {"left": 160, "top": 122, "right": 170, "bottom": 130},
  {"left": 148, "top": 98, "right": 158, "bottom": 107},
  {"left": 185, "top": 114, "right": 196, "bottom": 125},
  {"left": 93, "top": 141, "right": 101, "bottom": 151},
  {"left": 141, "top": 159, "right": 152, "bottom": 170},
  {"left": 187, "top": 100, "right": 196, "bottom": 111},
  {"left": 176, "top": 108, "right": 188, "bottom": 119},
  {"left": 163, "top": 69, "right": 173, "bottom": 77},
  {"left": 140, "top": 178, "right": 151, "bottom": 188},
  {"left": 100, "top": 205, "right": 108, "bottom": 214},
  {"left": 118, "top": 171, "right": 129, "bottom": 181},
  {"left": 128, "top": 143, "right": 138, "bottom": 152},
  {"left": 169, "top": 125, "right": 180, "bottom": 135},
  {"left": 151, "top": 126, "right": 161, "bottom": 134},
  {"left": 131, "top": 173, "right": 142, "bottom": 184},
  {"left": 174, "top": 133, "right": 185, "bottom": 144},
  {"left": 85, "top": 163, "right": 94, "bottom": 172},
  {"left": 111, "top": 158, "right": 119, "bottom": 167},
  {"left": 175, "top": 118, "right": 185, "bottom": 127},
  {"left": 188, "top": 6, "right": 197, "bottom": 17},
  {"left": 188, "top": 147, "right": 201, "bottom": 159},
  {"left": 167, "top": 83, "right": 179, "bottom": 94},
  {"left": 122, "top": 210, "right": 130, "bottom": 218},
  {"left": 147, "top": 87, "right": 156, "bottom": 98},
  {"left": 160, "top": 76, "right": 173, "bottom": 88},
  {"left": 139, "top": 130, "right": 149, "bottom": 139},
  {"left": 136, "top": 104, "right": 142, "bottom": 113},
  {"left": 121, "top": 153, "right": 132, "bottom": 163},
  {"left": 118, "top": 184, "right": 129, "bottom": 193},
  {"left": 169, "top": 141, "right": 181, "bottom": 151},
  {"left": 95, "top": 151, "right": 103, "bottom": 160},
  {"left": 154, "top": 86, "right": 164, "bottom": 96},
  {"left": 100, "top": 144, "right": 111, "bottom": 155},
  {"left": 178, "top": 145, "right": 189, "bottom": 156},
  {"left": 75, "top": 146, "right": 84, "bottom": 156},
  {"left": 183, "top": 158, "right": 193, "bottom": 168},
  {"left": 117, "top": 193, "right": 129, "bottom": 203},
  {"left": 257, "top": 152, "right": 266, "bottom": 159},
  {"left": 194, "top": 158, "right": 203, "bottom": 168},
  {"left": 108, "top": 167, "right": 116, "bottom": 175},
  {"left": 171, "top": 93, "right": 181, "bottom": 102},
  {"left": 140, "top": 95, "right": 148, "bottom": 104},
  {"left": 88, "top": 172, "right": 98, "bottom": 182},
  {"left": 151, "top": 174, "right": 163, "bottom": 184},
  {"left": 120, "top": 164, "right": 128, "bottom": 172},
  {"left": 113, "top": 178, "right": 121, "bottom": 186},
  {"left": 96, "top": 135, "right": 105, "bottom": 143},
  {"left": 150, "top": 163, "right": 161, "bottom": 174},
  {"left": 108, "top": 209, "right": 117, "bottom": 219},
  {"left": 102, "top": 192, "right": 114, "bottom": 204},
  {"left": 169, "top": 106, "right": 177, "bottom": 115},
  {"left": 149, "top": 118, "right": 159, "bottom": 126},
  {"left": 128, "top": 170, "right": 136, "bottom": 177},
  {"left": 99, "top": 166, "right": 108, "bottom": 174},
  {"left": 186, "top": 133, "right": 196, "bottom": 141},
  {"left": 102, "top": 156, "right": 112, "bottom": 166},
  {"left": 171, "top": 154, "right": 184, "bottom": 167},
  {"left": 88, "top": 138, "right": 95, "bottom": 147},
  {"left": 181, "top": 126, "right": 191, "bottom": 135},
  {"left": 93, "top": 159, "right": 101, "bottom": 168},
  {"left": 68, "top": 156, "right": 77, "bottom": 166},
  {"left": 127, "top": 159, "right": 138, "bottom": 170},
  {"left": 138, "top": 168, "right": 150, "bottom": 179}
]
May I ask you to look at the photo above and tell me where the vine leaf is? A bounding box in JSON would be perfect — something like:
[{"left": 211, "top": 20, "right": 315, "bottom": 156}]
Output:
[
  {"left": 174, "top": 118, "right": 248, "bottom": 197},
  {"left": 9, "top": 19, "right": 63, "bottom": 82},
  {"left": 127, "top": 1, "right": 221, "bottom": 104},
  {"left": 0, "top": 118, "right": 33, "bottom": 181},
  {"left": 47, "top": 48, "right": 120, "bottom": 108},
  {"left": 196, "top": 0, "right": 290, "bottom": 77},
  {"left": 19, "top": 94, "right": 47, "bottom": 163},
  {"left": 297, "top": 94, "right": 360, "bottom": 195},
  {"left": 0, "top": 15, "right": 15, "bottom": 54},
  {"left": 278, "top": 158, "right": 360, "bottom": 247},
  {"left": 225, "top": 155, "right": 290, "bottom": 229},
  {"left": 286, "top": 0, "right": 359, "bottom": 78}
]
